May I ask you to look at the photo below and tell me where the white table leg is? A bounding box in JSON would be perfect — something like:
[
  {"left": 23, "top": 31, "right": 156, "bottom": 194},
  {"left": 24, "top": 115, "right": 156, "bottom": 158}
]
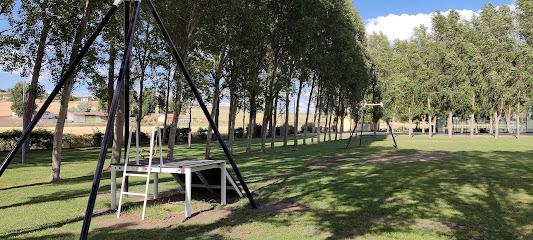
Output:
[
  {"left": 185, "top": 168, "right": 192, "bottom": 217},
  {"left": 221, "top": 163, "right": 226, "bottom": 205},
  {"left": 153, "top": 173, "right": 158, "bottom": 199},
  {"left": 111, "top": 168, "right": 116, "bottom": 210}
]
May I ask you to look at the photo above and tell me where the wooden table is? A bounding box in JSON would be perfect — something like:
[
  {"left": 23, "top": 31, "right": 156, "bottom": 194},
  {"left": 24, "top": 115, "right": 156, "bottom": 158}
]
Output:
[{"left": 110, "top": 159, "right": 227, "bottom": 217}]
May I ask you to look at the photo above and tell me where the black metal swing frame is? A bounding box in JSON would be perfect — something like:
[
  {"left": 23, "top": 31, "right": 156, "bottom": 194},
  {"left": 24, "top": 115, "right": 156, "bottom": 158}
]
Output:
[
  {"left": 345, "top": 102, "right": 398, "bottom": 149},
  {"left": 0, "top": 1, "right": 257, "bottom": 239}
]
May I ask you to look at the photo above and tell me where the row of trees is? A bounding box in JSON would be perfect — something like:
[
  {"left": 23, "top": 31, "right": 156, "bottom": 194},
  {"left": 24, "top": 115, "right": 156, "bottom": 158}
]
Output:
[
  {"left": 368, "top": 2, "right": 533, "bottom": 139},
  {"left": 0, "top": 0, "right": 371, "bottom": 181}
]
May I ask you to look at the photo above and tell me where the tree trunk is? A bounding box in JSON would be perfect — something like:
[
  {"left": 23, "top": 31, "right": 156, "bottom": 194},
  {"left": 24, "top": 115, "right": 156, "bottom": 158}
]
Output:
[
  {"left": 470, "top": 114, "right": 475, "bottom": 137},
  {"left": 312, "top": 84, "right": 322, "bottom": 144},
  {"left": 163, "top": 66, "right": 171, "bottom": 143},
  {"left": 260, "top": 94, "right": 272, "bottom": 152},
  {"left": 427, "top": 96, "right": 432, "bottom": 138},
  {"left": 293, "top": 80, "right": 303, "bottom": 148},
  {"left": 205, "top": 63, "right": 222, "bottom": 158},
  {"left": 340, "top": 115, "right": 345, "bottom": 140},
  {"left": 494, "top": 110, "right": 501, "bottom": 139},
  {"left": 517, "top": 108, "right": 520, "bottom": 139},
  {"left": 228, "top": 90, "right": 237, "bottom": 153},
  {"left": 188, "top": 105, "right": 192, "bottom": 148},
  {"left": 328, "top": 111, "right": 332, "bottom": 141},
  {"left": 246, "top": 81, "right": 257, "bottom": 153},
  {"left": 409, "top": 117, "right": 413, "bottom": 138},
  {"left": 283, "top": 89, "right": 290, "bottom": 147},
  {"left": 23, "top": 15, "right": 51, "bottom": 155},
  {"left": 422, "top": 116, "right": 426, "bottom": 134},
  {"left": 243, "top": 108, "right": 246, "bottom": 138},
  {"left": 167, "top": 73, "right": 184, "bottom": 159},
  {"left": 489, "top": 110, "right": 494, "bottom": 135},
  {"left": 303, "top": 76, "right": 316, "bottom": 145},
  {"left": 316, "top": 90, "right": 322, "bottom": 144},
  {"left": 323, "top": 111, "right": 328, "bottom": 142},
  {"left": 111, "top": 81, "right": 125, "bottom": 165},
  {"left": 334, "top": 115, "right": 339, "bottom": 141},
  {"left": 136, "top": 74, "right": 144, "bottom": 134},
  {"left": 505, "top": 106, "right": 512, "bottom": 133},
  {"left": 270, "top": 96, "right": 278, "bottom": 149},
  {"left": 448, "top": 111, "right": 453, "bottom": 138},
  {"left": 246, "top": 108, "right": 256, "bottom": 153},
  {"left": 50, "top": 0, "right": 92, "bottom": 181}
]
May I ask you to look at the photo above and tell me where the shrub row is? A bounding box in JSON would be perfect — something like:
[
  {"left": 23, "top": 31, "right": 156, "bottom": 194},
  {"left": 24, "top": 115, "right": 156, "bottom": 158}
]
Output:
[{"left": 0, "top": 129, "right": 105, "bottom": 151}]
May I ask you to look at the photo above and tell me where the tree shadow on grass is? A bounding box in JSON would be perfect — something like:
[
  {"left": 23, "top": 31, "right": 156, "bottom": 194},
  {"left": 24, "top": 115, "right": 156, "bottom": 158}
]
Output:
[
  {"left": 83, "top": 138, "right": 533, "bottom": 239},
  {"left": 0, "top": 172, "right": 180, "bottom": 210},
  {"left": 269, "top": 145, "right": 533, "bottom": 239}
]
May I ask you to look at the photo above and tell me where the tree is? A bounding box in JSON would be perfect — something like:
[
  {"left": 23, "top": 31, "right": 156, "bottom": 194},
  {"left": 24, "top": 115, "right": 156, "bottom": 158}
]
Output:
[
  {"left": 49, "top": 0, "right": 94, "bottom": 181},
  {"left": 8, "top": 81, "right": 44, "bottom": 117},
  {"left": 77, "top": 101, "right": 92, "bottom": 112}
]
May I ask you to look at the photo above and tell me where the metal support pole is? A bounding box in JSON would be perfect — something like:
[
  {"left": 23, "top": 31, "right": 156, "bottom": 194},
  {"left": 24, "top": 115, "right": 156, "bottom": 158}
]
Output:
[
  {"left": 0, "top": 3, "right": 121, "bottom": 178},
  {"left": 346, "top": 115, "right": 361, "bottom": 149},
  {"left": 382, "top": 106, "right": 398, "bottom": 149},
  {"left": 79, "top": 1, "right": 138, "bottom": 239},
  {"left": 123, "top": 0, "right": 131, "bottom": 193},
  {"left": 145, "top": 0, "right": 257, "bottom": 209}
]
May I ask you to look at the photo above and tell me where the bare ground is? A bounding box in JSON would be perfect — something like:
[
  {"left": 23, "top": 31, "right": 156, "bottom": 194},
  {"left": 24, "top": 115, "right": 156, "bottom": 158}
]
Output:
[{"left": 363, "top": 151, "right": 458, "bottom": 165}]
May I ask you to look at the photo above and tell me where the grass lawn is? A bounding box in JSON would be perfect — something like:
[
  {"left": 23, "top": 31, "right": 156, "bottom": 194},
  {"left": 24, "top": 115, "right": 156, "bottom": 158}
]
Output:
[{"left": 1, "top": 134, "right": 533, "bottom": 239}]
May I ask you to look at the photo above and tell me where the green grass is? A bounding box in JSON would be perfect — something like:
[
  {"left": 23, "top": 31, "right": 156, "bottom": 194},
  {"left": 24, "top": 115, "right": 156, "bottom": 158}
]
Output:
[{"left": 2, "top": 135, "right": 533, "bottom": 239}]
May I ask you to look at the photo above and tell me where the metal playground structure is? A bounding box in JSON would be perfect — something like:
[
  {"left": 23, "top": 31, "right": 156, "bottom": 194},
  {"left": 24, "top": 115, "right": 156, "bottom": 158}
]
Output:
[
  {"left": 0, "top": 0, "right": 257, "bottom": 239},
  {"left": 345, "top": 102, "right": 398, "bottom": 149}
]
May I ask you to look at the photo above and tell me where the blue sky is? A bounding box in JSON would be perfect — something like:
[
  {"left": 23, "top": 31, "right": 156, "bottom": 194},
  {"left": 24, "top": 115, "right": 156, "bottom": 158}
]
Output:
[
  {"left": 355, "top": 0, "right": 514, "bottom": 20},
  {"left": 0, "top": 0, "right": 517, "bottom": 97}
]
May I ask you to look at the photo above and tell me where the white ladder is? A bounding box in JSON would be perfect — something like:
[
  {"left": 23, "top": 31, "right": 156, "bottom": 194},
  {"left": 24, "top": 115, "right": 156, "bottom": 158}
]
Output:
[{"left": 117, "top": 126, "right": 164, "bottom": 220}]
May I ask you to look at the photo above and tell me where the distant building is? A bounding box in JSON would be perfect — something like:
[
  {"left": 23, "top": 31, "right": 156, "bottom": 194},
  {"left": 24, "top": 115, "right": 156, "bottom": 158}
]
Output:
[
  {"left": 39, "top": 111, "right": 55, "bottom": 119},
  {"left": 67, "top": 112, "right": 108, "bottom": 123},
  {"left": 143, "top": 113, "right": 163, "bottom": 122},
  {"left": 157, "top": 114, "right": 198, "bottom": 123}
]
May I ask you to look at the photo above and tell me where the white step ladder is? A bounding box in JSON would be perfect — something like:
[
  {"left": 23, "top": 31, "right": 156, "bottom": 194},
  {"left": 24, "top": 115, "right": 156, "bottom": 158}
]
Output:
[{"left": 117, "top": 126, "right": 164, "bottom": 220}]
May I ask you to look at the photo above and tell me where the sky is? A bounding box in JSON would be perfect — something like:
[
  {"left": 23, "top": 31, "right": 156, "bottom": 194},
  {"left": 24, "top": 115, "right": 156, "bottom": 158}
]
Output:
[
  {"left": 0, "top": 0, "right": 518, "bottom": 113},
  {"left": 358, "top": 0, "right": 515, "bottom": 41}
]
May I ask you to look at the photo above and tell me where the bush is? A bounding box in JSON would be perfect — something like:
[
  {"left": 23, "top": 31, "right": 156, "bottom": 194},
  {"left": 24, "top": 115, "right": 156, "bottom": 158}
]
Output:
[
  {"left": 162, "top": 125, "right": 189, "bottom": 143},
  {"left": 197, "top": 127, "right": 207, "bottom": 140},
  {"left": 246, "top": 124, "right": 262, "bottom": 138},
  {"left": 276, "top": 125, "right": 295, "bottom": 135},
  {"left": 0, "top": 129, "right": 53, "bottom": 151},
  {"left": 301, "top": 123, "right": 314, "bottom": 133},
  {"left": 63, "top": 134, "right": 95, "bottom": 149},
  {"left": 234, "top": 127, "right": 244, "bottom": 138}
]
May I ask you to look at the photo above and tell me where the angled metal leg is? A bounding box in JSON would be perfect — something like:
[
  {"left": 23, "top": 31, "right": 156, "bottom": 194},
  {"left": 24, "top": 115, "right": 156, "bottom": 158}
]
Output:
[
  {"left": 79, "top": 1, "right": 140, "bottom": 239},
  {"left": 381, "top": 106, "right": 397, "bottom": 149},
  {"left": 346, "top": 115, "right": 362, "bottom": 149}
]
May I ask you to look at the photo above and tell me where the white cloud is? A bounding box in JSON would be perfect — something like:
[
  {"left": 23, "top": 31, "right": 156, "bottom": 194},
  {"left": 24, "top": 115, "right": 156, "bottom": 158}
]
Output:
[{"left": 365, "top": 9, "right": 479, "bottom": 42}]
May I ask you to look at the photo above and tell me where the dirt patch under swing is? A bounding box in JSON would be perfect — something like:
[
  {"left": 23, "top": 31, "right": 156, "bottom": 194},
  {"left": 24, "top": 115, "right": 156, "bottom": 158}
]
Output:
[{"left": 363, "top": 151, "right": 458, "bottom": 165}]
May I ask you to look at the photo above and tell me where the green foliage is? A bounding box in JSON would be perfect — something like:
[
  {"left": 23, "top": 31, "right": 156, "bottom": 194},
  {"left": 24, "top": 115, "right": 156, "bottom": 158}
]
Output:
[
  {"left": 0, "top": 128, "right": 52, "bottom": 151},
  {"left": 8, "top": 81, "right": 44, "bottom": 117},
  {"left": 77, "top": 101, "right": 92, "bottom": 112}
]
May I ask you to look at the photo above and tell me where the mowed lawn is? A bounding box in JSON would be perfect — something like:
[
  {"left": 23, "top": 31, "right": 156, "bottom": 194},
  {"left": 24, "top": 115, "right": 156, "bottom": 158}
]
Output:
[{"left": 1, "top": 135, "right": 533, "bottom": 239}]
